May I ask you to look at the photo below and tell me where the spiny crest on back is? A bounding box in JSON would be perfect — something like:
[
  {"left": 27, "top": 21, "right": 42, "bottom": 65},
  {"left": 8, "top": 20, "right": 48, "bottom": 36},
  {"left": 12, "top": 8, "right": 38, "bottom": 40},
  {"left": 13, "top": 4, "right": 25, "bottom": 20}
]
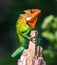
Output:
[{"left": 17, "top": 9, "right": 30, "bottom": 20}]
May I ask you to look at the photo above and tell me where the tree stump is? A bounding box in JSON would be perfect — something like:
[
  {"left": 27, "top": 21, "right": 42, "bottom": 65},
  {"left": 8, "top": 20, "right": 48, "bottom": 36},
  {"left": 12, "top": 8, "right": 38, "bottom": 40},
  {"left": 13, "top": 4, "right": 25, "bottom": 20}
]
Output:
[{"left": 18, "top": 30, "right": 46, "bottom": 65}]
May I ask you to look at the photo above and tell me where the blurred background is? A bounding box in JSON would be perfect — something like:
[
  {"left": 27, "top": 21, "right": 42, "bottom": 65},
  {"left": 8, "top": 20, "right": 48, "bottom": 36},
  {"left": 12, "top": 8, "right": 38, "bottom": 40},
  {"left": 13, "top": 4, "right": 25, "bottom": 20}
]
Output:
[{"left": 0, "top": 0, "right": 57, "bottom": 65}]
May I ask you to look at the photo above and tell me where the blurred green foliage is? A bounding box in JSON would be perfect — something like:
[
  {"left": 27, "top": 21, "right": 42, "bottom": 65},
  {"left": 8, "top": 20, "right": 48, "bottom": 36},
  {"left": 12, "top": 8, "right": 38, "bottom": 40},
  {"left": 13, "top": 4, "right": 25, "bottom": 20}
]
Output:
[
  {"left": 41, "top": 15, "right": 57, "bottom": 65},
  {"left": 0, "top": 0, "right": 57, "bottom": 65},
  {"left": 41, "top": 15, "right": 57, "bottom": 43}
]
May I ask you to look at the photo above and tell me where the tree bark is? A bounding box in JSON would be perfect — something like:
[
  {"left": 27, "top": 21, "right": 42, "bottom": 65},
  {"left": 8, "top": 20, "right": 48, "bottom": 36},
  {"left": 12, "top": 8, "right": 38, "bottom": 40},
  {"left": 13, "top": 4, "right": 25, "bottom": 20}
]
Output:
[{"left": 18, "top": 30, "right": 46, "bottom": 65}]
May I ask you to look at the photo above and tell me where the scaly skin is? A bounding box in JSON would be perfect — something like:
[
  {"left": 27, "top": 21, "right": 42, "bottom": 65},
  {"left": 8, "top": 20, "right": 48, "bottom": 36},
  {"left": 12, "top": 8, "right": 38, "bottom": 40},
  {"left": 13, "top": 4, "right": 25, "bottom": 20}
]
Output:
[{"left": 11, "top": 9, "right": 41, "bottom": 58}]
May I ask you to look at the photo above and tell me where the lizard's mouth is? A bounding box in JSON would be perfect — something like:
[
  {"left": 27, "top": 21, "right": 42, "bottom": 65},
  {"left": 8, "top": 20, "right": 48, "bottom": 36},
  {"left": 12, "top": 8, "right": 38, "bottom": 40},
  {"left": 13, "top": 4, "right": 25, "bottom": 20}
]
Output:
[
  {"left": 25, "top": 9, "right": 41, "bottom": 28},
  {"left": 26, "top": 16, "right": 38, "bottom": 28}
]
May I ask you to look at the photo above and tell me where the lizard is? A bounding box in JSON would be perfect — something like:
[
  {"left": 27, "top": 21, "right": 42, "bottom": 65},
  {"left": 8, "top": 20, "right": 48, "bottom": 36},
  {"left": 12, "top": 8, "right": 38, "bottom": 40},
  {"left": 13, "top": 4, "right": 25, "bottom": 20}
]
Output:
[{"left": 11, "top": 9, "right": 41, "bottom": 58}]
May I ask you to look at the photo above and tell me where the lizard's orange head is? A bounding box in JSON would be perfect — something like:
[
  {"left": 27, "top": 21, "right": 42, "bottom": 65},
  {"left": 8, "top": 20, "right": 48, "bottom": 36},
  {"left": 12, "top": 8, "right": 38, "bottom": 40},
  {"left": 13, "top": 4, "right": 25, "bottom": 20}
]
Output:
[{"left": 25, "top": 9, "right": 41, "bottom": 28}]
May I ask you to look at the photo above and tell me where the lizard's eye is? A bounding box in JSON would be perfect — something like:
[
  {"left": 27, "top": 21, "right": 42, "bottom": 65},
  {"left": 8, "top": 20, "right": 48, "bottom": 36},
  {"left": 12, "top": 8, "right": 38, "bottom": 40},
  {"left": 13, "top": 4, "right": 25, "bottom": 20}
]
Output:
[{"left": 30, "top": 11, "right": 34, "bottom": 14}]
